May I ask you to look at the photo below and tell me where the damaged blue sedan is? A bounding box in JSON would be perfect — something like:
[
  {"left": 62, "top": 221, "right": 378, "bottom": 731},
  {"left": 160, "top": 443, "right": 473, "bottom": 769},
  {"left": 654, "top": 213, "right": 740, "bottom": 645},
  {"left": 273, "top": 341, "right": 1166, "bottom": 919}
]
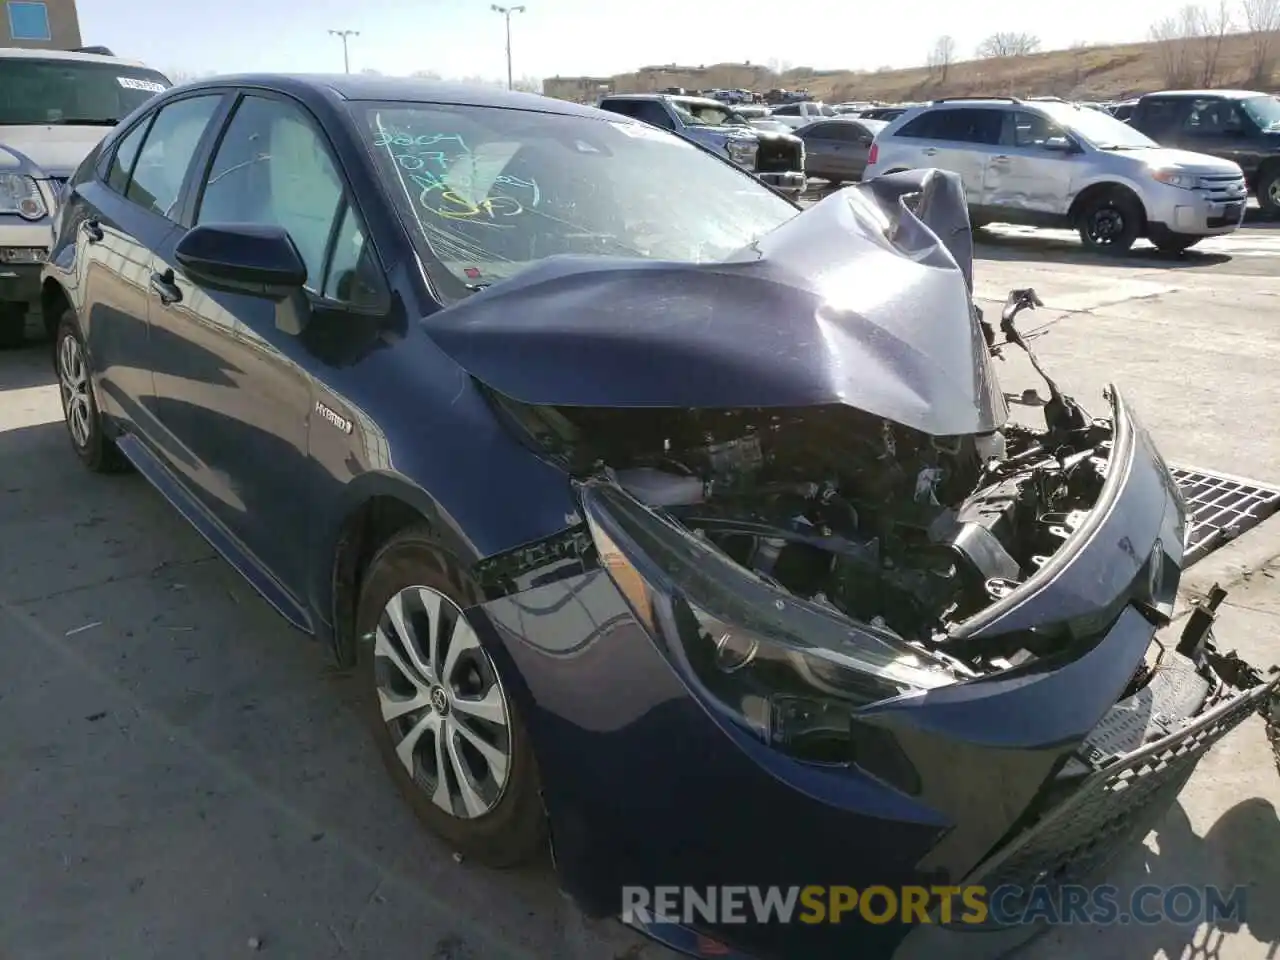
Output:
[{"left": 40, "top": 75, "right": 1279, "bottom": 960}]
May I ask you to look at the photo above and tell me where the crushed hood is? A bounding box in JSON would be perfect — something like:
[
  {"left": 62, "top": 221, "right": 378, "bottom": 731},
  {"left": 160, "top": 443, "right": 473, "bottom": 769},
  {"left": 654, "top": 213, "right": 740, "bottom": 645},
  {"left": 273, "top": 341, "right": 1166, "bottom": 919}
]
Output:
[
  {"left": 0, "top": 124, "right": 108, "bottom": 178},
  {"left": 425, "top": 168, "right": 1009, "bottom": 437}
]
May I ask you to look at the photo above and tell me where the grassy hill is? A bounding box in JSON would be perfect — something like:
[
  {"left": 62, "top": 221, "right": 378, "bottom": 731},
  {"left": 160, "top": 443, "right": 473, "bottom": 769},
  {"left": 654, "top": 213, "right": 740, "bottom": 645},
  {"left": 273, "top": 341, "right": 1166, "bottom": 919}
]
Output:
[{"left": 551, "top": 31, "right": 1279, "bottom": 104}]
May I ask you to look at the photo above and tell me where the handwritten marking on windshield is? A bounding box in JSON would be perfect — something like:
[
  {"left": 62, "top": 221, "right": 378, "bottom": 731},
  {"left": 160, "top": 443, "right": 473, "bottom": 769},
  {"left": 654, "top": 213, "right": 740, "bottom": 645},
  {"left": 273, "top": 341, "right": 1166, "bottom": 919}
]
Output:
[
  {"left": 408, "top": 174, "right": 525, "bottom": 220},
  {"left": 372, "top": 132, "right": 469, "bottom": 150}
]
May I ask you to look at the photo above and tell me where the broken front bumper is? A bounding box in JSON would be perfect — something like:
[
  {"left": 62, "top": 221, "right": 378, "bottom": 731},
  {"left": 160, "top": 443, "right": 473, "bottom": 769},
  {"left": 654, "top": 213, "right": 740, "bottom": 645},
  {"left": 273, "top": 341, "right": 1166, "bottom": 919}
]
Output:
[
  {"left": 623, "top": 591, "right": 1280, "bottom": 960},
  {"left": 891, "top": 611, "right": 1279, "bottom": 958}
]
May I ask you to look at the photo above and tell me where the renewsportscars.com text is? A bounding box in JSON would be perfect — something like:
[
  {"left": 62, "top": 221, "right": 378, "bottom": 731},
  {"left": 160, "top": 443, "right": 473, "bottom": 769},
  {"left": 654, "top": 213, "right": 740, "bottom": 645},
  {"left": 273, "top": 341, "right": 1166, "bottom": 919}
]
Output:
[{"left": 622, "top": 883, "right": 1248, "bottom": 927}]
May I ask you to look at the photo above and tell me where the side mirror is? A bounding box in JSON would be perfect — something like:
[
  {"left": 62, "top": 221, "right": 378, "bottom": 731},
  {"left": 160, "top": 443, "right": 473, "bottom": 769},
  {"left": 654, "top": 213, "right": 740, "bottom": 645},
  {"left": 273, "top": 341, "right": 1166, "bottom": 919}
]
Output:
[
  {"left": 175, "top": 223, "right": 311, "bottom": 334},
  {"left": 1042, "top": 136, "right": 1077, "bottom": 153}
]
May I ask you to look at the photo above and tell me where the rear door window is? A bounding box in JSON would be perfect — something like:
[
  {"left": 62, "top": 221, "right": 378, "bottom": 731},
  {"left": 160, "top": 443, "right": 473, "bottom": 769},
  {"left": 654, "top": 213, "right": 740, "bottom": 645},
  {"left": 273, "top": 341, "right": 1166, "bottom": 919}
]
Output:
[
  {"left": 105, "top": 116, "right": 151, "bottom": 194},
  {"left": 600, "top": 99, "right": 642, "bottom": 119},
  {"left": 125, "top": 94, "right": 224, "bottom": 220},
  {"left": 895, "top": 111, "right": 939, "bottom": 138},
  {"left": 930, "top": 108, "right": 1002, "bottom": 145},
  {"left": 1139, "top": 98, "right": 1191, "bottom": 133}
]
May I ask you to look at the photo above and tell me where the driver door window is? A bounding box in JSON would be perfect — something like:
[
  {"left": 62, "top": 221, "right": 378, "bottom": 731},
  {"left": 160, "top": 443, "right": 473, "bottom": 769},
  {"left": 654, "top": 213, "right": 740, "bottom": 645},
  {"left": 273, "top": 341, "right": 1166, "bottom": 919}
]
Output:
[
  {"left": 1185, "top": 99, "right": 1245, "bottom": 136},
  {"left": 1009, "top": 111, "right": 1069, "bottom": 149},
  {"left": 195, "top": 94, "right": 343, "bottom": 292}
]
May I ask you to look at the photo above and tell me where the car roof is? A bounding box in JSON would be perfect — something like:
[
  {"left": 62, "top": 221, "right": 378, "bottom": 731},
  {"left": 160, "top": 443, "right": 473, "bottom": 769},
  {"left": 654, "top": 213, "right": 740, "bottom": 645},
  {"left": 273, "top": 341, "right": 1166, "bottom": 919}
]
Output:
[
  {"left": 793, "top": 117, "right": 885, "bottom": 135},
  {"left": 177, "top": 73, "right": 608, "bottom": 119},
  {"left": 1141, "top": 89, "right": 1271, "bottom": 99},
  {"left": 0, "top": 45, "right": 152, "bottom": 68},
  {"left": 923, "top": 98, "right": 1015, "bottom": 109}
]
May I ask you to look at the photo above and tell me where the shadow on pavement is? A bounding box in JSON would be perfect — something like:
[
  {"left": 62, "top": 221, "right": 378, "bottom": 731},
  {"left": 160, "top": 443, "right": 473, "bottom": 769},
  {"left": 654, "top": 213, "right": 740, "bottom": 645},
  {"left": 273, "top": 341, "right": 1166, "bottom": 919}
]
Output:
[
  {"left": 973, "top": 231, "right": 1233, "bottom": 269},
  {"left": 1038, "top": 797, "right": 1280, "bottom": 959},
  {"left": 0, "top": 342, "right": 57, "bottom": 392}
]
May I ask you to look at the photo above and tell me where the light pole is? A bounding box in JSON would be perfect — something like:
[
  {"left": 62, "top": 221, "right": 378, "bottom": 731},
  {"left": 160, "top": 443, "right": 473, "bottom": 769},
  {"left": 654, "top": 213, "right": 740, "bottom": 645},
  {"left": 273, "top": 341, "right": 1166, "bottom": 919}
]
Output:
[
  {"left": 328, "top": 29, "right": 359, "bottom": 73},
  {"left": 490, "top": 5, "right": 525, "bottom": 90}
]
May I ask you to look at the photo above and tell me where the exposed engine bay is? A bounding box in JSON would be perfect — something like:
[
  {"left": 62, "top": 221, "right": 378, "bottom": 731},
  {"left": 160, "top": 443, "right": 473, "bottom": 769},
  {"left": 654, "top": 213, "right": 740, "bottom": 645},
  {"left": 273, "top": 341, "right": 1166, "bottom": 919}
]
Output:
[{"left": 492, "top": 290, "right": 1117, "bottom": 676}]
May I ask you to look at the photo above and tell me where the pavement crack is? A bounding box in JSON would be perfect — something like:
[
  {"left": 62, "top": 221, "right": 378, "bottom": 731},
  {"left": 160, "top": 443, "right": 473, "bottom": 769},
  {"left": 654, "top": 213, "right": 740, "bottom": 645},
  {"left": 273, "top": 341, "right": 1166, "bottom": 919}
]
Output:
[{"left": 0, "top": 554, "right": 220, "bottom": 606}]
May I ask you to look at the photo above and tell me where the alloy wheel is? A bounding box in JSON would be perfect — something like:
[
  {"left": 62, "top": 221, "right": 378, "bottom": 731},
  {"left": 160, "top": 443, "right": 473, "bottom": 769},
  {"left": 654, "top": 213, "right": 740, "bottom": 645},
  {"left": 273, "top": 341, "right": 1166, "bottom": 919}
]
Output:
[
  {"left": 373, "top": 585, "right": 512, "bottom": 820},
  {"left": 1268, "top": 178, "right": 1280, "bottom": 209},
  {"left": 58, "top": 333, "right": 92, "bottom": 448},
  {"left": 1087, "top": 207, "right": 1124, "bottom": 245}
]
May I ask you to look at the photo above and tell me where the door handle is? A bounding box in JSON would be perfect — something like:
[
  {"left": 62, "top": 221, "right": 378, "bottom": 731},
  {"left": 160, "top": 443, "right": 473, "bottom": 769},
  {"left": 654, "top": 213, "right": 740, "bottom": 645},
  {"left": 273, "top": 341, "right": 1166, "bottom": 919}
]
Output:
[
  {"left": 149, "top": 269, "right": 182, "bottom": 305},
  {"left": 922, "top": 147, "right": 938, "bottom": 156},
  {"left": 81, "top": 218, "right": 104, "bottom": 243},
  {"left": 991, "top": 155, "right": 1011, "bottom": 162}
]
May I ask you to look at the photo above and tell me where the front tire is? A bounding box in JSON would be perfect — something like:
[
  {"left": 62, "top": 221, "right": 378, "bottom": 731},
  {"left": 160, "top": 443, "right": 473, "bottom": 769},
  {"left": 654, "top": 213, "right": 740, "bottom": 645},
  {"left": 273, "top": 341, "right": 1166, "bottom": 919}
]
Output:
[
  {"left": 1256, "top": 167, "right": 1280, "bottom": 217},
  {"left": 355, "top": 527, "right": 546, "bottom": 867},
  {"left": 54, "top": 311, "right": 129, "bottom": 473},
  {"left": 1077, "top": 190, "right": 1142, "bottom": 253}
]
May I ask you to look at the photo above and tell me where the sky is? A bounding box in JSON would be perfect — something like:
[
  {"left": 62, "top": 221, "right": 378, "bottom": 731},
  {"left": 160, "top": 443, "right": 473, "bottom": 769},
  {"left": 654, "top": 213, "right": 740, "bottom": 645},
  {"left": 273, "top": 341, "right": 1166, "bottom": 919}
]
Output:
[{"left": 79, "top": 0, "right": 1182, "bottom": 84}]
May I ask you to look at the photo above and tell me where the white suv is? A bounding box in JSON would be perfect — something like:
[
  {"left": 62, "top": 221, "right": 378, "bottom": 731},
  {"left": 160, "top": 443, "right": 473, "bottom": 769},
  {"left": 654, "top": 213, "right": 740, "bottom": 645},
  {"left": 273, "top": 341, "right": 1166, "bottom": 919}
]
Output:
[
  {"left": 0, "top": 47, "right": 170, "bottom": 346},
  {"left": 863, "top": 97, "right": 1248, "bottom": 254}
]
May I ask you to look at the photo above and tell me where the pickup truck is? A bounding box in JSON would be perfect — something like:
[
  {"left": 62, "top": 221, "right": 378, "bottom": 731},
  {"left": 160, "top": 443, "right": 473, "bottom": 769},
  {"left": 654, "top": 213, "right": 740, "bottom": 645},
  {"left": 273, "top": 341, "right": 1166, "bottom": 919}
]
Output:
[
  {"left": 597, "top": 94, "right": 806, "bottom": 197},
  {"left": 761, "top": 100, "right": 839, "bottom": 129},
  {"left": 1127, "top": 89, "right": 1280, "bottom": 215}
]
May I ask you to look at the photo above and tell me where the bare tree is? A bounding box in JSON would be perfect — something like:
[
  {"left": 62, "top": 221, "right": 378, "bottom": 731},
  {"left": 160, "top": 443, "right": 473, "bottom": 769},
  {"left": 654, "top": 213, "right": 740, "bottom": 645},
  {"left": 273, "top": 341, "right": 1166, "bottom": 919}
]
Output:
[
  {"left": 1243, "top": 0, "right": 1280, "bottom": 84},
  {"left": 1149, "top": 9, "right": 1199, "bottom": 86},
  {"left": 975, "top": 32, "right": 1041, "bottom": 58},
  {"left": 927, "top": 35, "right": 956, "bottom": 82},
  {"left": 164, "top": 69, "right": 215, "bottom": 84},
  {"left": 512, "top": 75, "right": 543, "bottom": 94},
  {"left": 1192, "top": 0, "right": 1233, "bottom": 85},
  {"left": 411, "top": 69, "right": 442, "bottom": 80}
]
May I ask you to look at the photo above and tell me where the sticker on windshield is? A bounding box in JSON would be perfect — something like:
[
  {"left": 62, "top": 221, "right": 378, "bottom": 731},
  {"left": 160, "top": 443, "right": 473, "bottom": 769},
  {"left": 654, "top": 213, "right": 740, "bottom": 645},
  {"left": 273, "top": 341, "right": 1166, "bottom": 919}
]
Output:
[
  {"left": 608, "top": 121, "right": 691, "bottom": 146},
  {"left": 117, "top": 77, "right": 167, "bottom": 93}
]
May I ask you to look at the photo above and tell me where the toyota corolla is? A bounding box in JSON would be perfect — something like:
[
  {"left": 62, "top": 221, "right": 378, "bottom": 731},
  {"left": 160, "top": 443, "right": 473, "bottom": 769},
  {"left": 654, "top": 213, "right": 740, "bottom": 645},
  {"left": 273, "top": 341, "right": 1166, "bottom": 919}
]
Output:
[{"left": 40, "top": 75, "right": 1279, "bottom": 959}]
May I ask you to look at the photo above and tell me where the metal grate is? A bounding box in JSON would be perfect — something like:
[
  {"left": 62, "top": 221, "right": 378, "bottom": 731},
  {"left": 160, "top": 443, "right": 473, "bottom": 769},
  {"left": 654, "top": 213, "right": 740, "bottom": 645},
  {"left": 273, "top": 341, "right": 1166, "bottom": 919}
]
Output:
[
  {"left": 952, "top": 671, "right": 1280, "bottom": 927},
  {"left": 1170, "top": 466, "right": 1280, "bottom": 566}
]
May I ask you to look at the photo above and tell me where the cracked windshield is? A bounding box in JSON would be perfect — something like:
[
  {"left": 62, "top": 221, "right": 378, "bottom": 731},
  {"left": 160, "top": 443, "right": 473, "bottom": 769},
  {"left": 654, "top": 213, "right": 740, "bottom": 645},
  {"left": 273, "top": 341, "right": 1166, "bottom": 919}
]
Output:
[{"left": 360, "top": 104, "right": 797, "bottom": 292}]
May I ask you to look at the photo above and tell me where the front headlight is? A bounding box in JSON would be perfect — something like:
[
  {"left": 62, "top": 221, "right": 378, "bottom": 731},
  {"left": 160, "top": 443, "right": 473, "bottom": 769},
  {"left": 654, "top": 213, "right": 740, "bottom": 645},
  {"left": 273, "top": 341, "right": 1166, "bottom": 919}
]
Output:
[
  {"left": 0, "top": 173, "right": 48, "bottom": 220},
  {"left": 583, "top": 482, "right": 955, "bottom": 766},
  {"left": 725, "top": 138, "right": 757, "bottom": 167},
  {"left": 1151, "top": 169, "right": 1198, "bottom": 190}
]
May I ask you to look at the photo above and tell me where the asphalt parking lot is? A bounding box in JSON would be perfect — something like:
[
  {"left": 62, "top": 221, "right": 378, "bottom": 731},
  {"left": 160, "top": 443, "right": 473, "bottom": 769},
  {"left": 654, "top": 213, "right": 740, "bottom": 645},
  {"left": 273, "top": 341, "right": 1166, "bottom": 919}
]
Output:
[{"left": 2, "top": 216, "right": 1279, "bottom": 960}]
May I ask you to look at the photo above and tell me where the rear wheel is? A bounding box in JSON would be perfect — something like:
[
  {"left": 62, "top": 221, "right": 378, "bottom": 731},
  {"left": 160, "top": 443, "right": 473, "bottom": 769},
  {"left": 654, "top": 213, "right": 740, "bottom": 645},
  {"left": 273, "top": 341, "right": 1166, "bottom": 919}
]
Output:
[
  {"left": 54, "top": 311, "right": 130, "bottom": 473},
  {"left": 1077, "top": 190, "right": 1142, "bottom": 253},
  {"left": 355, "top": 527, "right": 546, "bottom": 867}
]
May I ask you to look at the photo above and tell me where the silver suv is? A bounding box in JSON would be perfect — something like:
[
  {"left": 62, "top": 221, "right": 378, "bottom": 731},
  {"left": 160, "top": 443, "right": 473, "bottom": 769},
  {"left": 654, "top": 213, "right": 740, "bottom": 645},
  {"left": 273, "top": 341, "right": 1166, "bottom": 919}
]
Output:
[
  {"left": 1, "top": 47, "right": 171, "bottom": 346},
  {"left": 863, "top": 96, "right": 1248, "bottom": 254}
]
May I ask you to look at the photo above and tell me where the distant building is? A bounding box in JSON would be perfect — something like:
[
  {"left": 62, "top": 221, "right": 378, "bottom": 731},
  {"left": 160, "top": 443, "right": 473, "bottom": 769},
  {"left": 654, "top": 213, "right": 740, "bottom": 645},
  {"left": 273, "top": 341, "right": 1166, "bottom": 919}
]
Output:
[
  {"left": 2, "top": 0, "right": 81, "bottom": 49},
  {"left": 544, "top": 75, "right": 614, "bottom": 103}
]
